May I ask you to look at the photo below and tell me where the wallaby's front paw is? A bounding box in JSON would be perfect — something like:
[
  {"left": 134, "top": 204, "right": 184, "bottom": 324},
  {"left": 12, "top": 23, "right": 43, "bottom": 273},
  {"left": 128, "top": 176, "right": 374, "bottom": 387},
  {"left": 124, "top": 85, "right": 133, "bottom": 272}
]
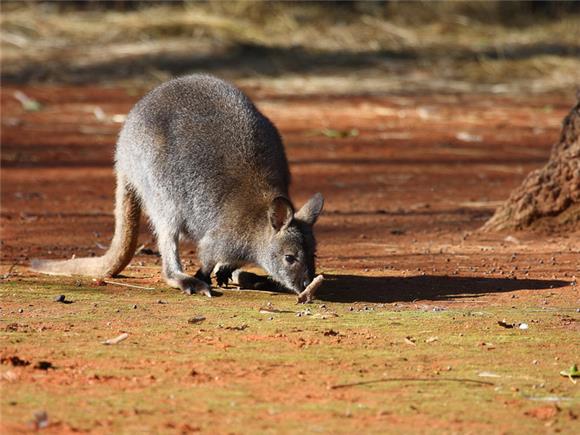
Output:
[{"left": 215, "top": 266, "right": 235, "bottom": 288}]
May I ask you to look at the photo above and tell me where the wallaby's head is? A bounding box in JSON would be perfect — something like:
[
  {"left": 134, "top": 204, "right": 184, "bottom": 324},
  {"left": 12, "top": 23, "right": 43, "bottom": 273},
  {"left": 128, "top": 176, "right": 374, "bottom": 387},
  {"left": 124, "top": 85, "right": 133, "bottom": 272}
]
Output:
[{"left": 261, "top": 193, "right": 324, "bottom": 294}]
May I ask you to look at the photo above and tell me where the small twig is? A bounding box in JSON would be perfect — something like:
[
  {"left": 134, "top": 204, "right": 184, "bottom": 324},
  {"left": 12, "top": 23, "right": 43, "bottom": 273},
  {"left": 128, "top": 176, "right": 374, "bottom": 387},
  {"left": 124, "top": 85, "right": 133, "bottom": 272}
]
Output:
[
  {"left": 102, "top": 280, "right": 154, "bottom": 290},
  {"left": 126, "top": 265, "right": 159, "bottom": 269},
  {"left": 102, "top": 333, "right": 129, "bottom": 345},
  {"left": 297, "top": 274, "right": 324, "bottom": 303},
  {"left": 259, "top": 308, "right": 295, "bottom": 314},
  {"left": 1, "top": 263, "right": 18, "bottom": 279},
  {"left": 232, "top": 288, "right": 283, "bottom": 295},
  {"left": 329, "top": 377, "right": 495, "bottom": 390}
]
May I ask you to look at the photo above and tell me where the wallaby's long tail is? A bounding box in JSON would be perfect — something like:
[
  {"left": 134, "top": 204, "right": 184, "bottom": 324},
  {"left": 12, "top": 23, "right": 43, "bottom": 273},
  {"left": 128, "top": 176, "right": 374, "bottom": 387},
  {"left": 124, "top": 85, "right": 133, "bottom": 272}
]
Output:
[{"left": 30, "top": 174, "right": 141, "bottom": 278}]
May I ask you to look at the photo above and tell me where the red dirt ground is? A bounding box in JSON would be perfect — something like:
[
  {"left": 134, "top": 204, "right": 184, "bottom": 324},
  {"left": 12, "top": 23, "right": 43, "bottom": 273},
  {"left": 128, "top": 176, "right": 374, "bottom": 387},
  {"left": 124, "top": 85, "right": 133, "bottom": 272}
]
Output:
[
  {"left": 1, "top": 85, "right": 579, "bottom": 433},
  {"left": 2, "top": 86, "right": 578, "bottom": 289}
]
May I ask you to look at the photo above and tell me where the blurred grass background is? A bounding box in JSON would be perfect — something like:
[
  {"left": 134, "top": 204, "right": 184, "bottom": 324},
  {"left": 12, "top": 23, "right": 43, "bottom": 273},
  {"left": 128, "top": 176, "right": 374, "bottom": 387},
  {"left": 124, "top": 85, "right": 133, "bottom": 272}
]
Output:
[{"left": 1, "top": 0, "right": 579, "bottom": 94}]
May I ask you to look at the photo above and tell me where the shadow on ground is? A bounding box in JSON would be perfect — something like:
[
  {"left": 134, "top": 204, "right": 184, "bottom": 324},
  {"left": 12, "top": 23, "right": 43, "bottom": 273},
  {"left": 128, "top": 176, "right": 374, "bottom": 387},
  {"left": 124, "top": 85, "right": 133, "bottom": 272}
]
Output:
[
  {"left": 232, "top": 271, "right": 569, "bottom": 303},
  {"left": 3, "top": 41, "right": 580, "bottom": 85},
  {"left": 316, "top": 274, "right": 570, "bottom": 303}
]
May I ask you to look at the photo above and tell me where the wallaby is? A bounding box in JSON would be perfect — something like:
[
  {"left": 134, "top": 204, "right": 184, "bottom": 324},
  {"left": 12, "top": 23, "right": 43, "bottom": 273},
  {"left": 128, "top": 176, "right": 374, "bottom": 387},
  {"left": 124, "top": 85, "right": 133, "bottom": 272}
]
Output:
[{"left": 31, "top": 74, "right": 324, "bottom": 297}]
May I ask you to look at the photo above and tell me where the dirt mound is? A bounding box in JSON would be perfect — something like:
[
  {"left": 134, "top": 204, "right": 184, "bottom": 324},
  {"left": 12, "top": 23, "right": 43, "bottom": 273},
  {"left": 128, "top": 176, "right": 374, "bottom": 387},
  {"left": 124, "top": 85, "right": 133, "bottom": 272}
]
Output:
[{"left": 482, "top": 94, "right": 580, "bottom": 232}]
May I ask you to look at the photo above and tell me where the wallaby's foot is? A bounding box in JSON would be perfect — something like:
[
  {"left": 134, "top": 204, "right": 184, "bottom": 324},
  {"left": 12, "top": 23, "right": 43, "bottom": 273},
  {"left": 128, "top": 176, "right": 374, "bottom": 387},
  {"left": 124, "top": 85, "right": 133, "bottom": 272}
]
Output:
[
  {"left": 166, "top": 273, "right": 211, "bottom": 297},
  {"left": 215, "top": 265, "right": 236, "bottom": 288},
  {"left": 194, "top": 268, "right": 212, "bottom": 286}
]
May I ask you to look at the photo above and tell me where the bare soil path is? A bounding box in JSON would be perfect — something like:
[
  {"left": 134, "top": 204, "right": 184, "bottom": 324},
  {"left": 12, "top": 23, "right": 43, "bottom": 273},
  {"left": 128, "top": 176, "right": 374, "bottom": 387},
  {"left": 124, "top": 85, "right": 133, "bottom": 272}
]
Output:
[{"left": 1, "top": 85, "right": 578, "bottom": 433}]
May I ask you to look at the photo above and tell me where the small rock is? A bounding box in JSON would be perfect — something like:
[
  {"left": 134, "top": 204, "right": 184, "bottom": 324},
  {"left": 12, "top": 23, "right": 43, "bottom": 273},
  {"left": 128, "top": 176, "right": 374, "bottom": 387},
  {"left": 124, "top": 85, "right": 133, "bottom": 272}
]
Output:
[
  {"left": 18, "top": 308, "right": 24, "bottom": 313},
  {"left": 132, "top": 304, "right": 137, "bottom": 309},
  {"left": 53, "top": 295, "right": 65, "bottom": 303},
  {"left": 519, "top": 323, "right": 529, "bottom": 330}
]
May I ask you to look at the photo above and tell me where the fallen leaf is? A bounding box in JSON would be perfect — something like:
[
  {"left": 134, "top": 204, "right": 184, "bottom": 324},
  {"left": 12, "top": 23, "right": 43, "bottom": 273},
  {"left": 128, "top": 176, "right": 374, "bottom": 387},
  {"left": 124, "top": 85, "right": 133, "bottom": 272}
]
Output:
[
  {"left": 498, "top": 320, "right": 515, "bottom": 329},
  {"left": 312, "top": 312, "right": 338, "bottom": 319},
  {"left": 504, "top": 235, "right": 521, "bottom": 244},
  {"left": 188, "top": 316, "right": 206, "bottom": 324},
  {"left": 323, "top": 329, "right": 340, "bottom": 336},
  {"left": 320, "top": 128, "right": 359, "bottom": 138},
  {"left": 14, "top": 91, "right": 42, "bottom": 112},
  {"left": 560, "top": 364, "right": 579, "bottom": 383},
  {"left": 259, "top": 307, "right": 294, "bottom": 314},
  {"left": 224, "top": 324, "right": 248, "bottom": 331},
  {"left": 478, "top": 371, "right": 502, "bottom": 378},
  {"left": 456, "top": 131, "right": 482, "bottom": 142}
]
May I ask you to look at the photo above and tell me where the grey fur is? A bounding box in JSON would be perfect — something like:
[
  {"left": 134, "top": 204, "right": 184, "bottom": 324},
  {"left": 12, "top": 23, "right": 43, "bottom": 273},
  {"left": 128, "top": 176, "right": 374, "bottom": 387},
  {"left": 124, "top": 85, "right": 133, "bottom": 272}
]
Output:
[{"left": 31, "top": 74, "right": 324, "bottom": 296}]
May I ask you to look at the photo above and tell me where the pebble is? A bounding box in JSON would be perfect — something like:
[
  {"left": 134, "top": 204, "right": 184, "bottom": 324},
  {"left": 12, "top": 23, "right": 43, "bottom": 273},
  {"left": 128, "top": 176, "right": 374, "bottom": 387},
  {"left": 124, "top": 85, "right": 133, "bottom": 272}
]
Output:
[
  {"left": 54, "top": 295, "right": 65, "bottom": 303},
  {"left": 18, "top": 308, "right": 23, "bottom": 313}
]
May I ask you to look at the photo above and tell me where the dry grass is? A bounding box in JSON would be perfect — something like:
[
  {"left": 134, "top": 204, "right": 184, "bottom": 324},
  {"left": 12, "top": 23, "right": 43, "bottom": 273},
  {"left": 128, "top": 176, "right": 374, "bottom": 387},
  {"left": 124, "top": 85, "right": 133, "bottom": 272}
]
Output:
[{"left": 1, "top": 1, "right": 579, "bottom": 93}]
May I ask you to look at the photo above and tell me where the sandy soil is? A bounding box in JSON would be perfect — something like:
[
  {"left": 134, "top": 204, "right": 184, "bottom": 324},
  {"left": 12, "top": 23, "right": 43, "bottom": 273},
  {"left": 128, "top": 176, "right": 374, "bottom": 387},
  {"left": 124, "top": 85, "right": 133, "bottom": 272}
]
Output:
[{"left": 1, "top": 84, "right": 579, "bottom": 433}]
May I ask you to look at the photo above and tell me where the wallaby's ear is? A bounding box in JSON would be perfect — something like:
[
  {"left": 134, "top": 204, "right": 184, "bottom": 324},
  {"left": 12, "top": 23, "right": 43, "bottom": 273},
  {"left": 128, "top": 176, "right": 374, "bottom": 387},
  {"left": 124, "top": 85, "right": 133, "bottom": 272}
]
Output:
[
  {"left": 296, "top": 193, "right": 324, "bottom": 225},
  {"left": 269, "top": 196, "right": 294, "bottom": 232}
]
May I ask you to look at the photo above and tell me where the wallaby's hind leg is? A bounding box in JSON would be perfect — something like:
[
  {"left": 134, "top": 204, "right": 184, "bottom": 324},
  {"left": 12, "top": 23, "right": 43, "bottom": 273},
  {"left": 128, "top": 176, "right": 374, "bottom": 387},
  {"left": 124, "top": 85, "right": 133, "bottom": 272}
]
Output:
[{"left": 157, "top": 231, "right": 211, "bottom": 297}]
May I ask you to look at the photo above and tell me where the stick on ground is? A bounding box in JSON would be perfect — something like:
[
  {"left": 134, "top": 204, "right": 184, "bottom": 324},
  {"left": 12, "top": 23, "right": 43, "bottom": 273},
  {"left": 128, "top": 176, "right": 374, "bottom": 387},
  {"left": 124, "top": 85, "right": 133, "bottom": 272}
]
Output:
[
  {"left": 103, "top": 280, "right": 154, "bottom": 290},
  {"left": 102, "top": 333, "right": 129, "bottom": 345},
  {"left": 297, "top": 274, "right": 324, "bottom": 304},
  {"left": 330, "top": 377, "right": 494, "bottom": 390}
]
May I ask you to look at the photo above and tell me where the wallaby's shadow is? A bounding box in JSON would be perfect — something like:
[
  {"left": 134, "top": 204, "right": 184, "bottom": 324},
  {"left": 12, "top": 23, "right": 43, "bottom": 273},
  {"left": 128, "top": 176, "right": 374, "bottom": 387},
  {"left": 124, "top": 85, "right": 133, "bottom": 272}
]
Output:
[
  {"left": 231, "top": 271, "right": 569, "bottom": 303},
  {"left": 316, "top": 274, "right": 569, "bottom": 303}
]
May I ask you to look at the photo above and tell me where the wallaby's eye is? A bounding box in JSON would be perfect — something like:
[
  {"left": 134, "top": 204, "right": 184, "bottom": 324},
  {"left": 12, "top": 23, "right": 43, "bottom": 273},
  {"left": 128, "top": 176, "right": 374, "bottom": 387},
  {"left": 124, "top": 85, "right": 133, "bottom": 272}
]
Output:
[{"left": 284, "top": 255, "right": 297, "bottom": 265}]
